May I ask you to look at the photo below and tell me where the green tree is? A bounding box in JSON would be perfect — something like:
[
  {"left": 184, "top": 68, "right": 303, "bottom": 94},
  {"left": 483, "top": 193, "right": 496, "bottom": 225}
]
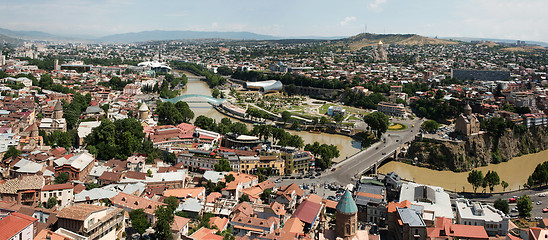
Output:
[
  {"left": 46, "top": 196, "right": 58, "bottom": 209},
  {"left": 262, "top": 189, "right": 272, "bottom": 203},
  {"left": 214, "top": 159, "right": 233, "bottom": 172},
  {"left": 3, "top": 146, "right": 21, "bottom": 160},
  {"left": 212, "top": 89, "right": 220, "bottom": 98},
  {"left": 86, "top": 183, "right": 99, "bottom": 190},
  {"left": 467, "top": 170, "right": 483, "bottom": 193},
  {"left": 363, "top": 112, "right": 389, "bottom": 139},
  {"left": 84, "top": 118, "right": 145, "bottom": 160},
  {"left": 154, "top": 206, "right": 174, "bottom": 240},
  {"left": 239, "top": 194, "right": 250, "bottom": 203},
  {"left": 484, "top": 170, "right": 500, "bottom": 193},
  {"left": 224, "top": 174, "right": 235, "bottom": 183},
  {"left": 333, "top": 113, "right": 344, "bottom": 124},
  {"left": 501, "top": 181, "right": 509, "bottom": 192},
  {"left": 54, "top": 172, "right": 69, "bottom": 184},
  {"left": 39, "top": 74, "right": 54, "bottom": 89},
  {"left": 194, "top": 115, "right": 216, "bottom": 131},
  {"left": 164, "top": 196, "right": 179, "bottom": 212},
  {"left": 421, "top": 120, "right": 440, "bottom": 132},
  {"left": 129, "top": 209, "right": 151, "bottom": 235},
  {"left": 517, "top": 195, "right": 533, "bottom": 217},
  {"left": 494, "top": 199, "right": 509, "bottom": 214},
  {"left": 281, "top": 111, "right": 291, "bottom": 123}
]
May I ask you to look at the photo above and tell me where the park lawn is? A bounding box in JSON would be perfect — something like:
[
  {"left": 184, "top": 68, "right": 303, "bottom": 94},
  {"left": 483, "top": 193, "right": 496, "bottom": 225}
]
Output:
[
  {"left": 319, "top": 103, "right": 336, "bottom": 115},
  {"left": 388, "top": 123, "right": 408, "bottom": 131},
  {"left": 347, "top": 115, "right": 362, "bottom": 121}
]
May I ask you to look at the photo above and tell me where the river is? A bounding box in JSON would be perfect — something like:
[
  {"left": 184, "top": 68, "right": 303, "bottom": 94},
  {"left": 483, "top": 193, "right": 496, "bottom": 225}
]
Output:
[
  {"left": 176, "top": 70, "right": 361, "bottom": 162},
  {"left": 378, "top": 149, "right": 548, "bottom": 193}
]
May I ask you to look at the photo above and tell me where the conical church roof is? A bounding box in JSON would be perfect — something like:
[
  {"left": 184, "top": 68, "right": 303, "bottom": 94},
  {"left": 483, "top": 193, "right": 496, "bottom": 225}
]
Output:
[
  {"left": 336, "top": 189, "right": 358, "bottom": 214},
  {"left": 138, "top": 102, "right": 149, "bottom": 112},
  {"left": 53, "top": 100, "right": 63, "bottom": 111}
]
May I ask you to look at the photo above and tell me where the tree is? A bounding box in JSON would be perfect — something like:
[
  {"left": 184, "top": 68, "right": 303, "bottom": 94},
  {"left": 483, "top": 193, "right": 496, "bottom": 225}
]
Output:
[
  {"left": 333, "top": 113, "right": 344, "bottom": 124},
  {"left": 262, "top": 189, "right": 272, "bottom": 203},
  {"left": 84, "top": 118, "right": 146, "bottom": 160},
  {"left": 421, "top": 120, "right": 440, "bottom": 132},
  {"left": 224, "top": 174, "right": 235, "bottom": 183},
  {"left": 54, "top": 172, "right": 69, "bottom": 184},
  {"left": 467, "top": 170, "right": 483, "bottom": 193},
  {"left": 281, "top": 111, "right": 291, "bottom": 123},
  {"left": 494, "top": 199, "right": 509, "bottom": 214},
  {"left": 86, "top": 183, "right": 99, "bottom": 190},
  {"left": 46, "top": 196, "right": 58, "bottom": 209},
  {"left": 164, "top": 196, "right": 179, "bottom": 212},
  {"left": 214, "top": 159, "right": 233, "bottom": 172},
  {"left": 363, "top": 112, "right": 389, "bottom": 139},
  {"left": 194, "top": 115, "right": 216, "bottom": 131},
  {"left": 154, "top": 206, "right": 174, "bottom": 240},
  {"left": 239, "top": 194, "right": 250, "bottom": 203},
  {"left": 501, "top": 181, "right": 509, "bottom": 192},
  {"left": 212, "top": 89, "right": 220, "bottom": 98},
  {"left": 3, "top": 146, "right": 21, "bottom": 160},
  {"left": 484, "top": 170, "right": 500, "bottom": 193},
  {"left": 516, "top": 195, "right": 533, "bottom": 217},
  {"left": 129, "top": 209, "right": 151, "bottom": 235}
]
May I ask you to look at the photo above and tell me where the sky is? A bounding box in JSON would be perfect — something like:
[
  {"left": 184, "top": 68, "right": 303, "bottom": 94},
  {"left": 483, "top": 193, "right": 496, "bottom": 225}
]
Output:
[{"left": 0, "top": 0, "right": 547, "bottom": 42}]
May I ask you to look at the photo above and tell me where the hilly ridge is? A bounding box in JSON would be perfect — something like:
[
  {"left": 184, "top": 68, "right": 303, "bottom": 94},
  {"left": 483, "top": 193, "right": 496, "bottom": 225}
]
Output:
[{"left": 336, "top": 33, "right": 459, "bottom": 50}]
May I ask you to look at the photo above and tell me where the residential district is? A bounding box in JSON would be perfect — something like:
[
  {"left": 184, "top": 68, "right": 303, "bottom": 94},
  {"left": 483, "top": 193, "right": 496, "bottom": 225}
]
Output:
[{"left": 0, "top": 36, "right": 547, "bottom": 240}]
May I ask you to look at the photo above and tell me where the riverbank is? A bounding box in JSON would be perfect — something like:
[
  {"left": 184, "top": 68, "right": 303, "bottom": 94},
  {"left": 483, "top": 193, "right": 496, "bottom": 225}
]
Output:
[{"left": 379, "top": 148, "right": 548, "bottom": 193}]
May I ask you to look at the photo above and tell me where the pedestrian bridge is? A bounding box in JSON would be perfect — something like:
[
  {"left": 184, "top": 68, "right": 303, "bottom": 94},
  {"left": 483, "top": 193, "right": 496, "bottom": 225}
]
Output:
[{"left": 161, "top": 94, "right": 226, "bottom": 105}]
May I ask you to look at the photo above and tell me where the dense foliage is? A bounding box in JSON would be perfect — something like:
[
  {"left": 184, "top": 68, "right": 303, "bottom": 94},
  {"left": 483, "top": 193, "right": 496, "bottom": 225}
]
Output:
[
  {"left": 194, "top": 116, "right": 248, "bottom": 135},
  {"left": 363, "top": 112, "right": 389, "bottom": 139},
  {"left": 342, "top": 91, "right": 387, "bottom": 110},
  {"left": 410, "top": 98, "right": 462, "bottom": 121},
  {"left": 154, "top": 206, "right": 174, "bottom": 240},
  {"left": 85, "top": 118, "right": 146, "bottom": 160},
  {"left": 304, "top": 141, "right": 340, "bottom": 170},
  {"left": 3, "top": 146, "right": 21, "bottom": 160},
  {"left": 63, "top": 93, "right": 92, "bottom": 130},
  {"left": 170, "top": 61, "right": 226, "bottom": 88},
  {"left": 129, "top": 209, "right": 150, "bottom": 235},
  {"left": 156, "top": 101, "right": 194, "bottom": 125},
  {"left": 517, "top": 195, "right": 533, "bottom": 217},
  {"left": 494, "top": 199, "right": 509, "bottom": 214}
]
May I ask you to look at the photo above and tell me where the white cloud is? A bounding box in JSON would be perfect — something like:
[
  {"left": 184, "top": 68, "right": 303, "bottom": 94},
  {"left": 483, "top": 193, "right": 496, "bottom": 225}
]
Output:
[
  {"left": 340, "top": 16, "right": 357, "bottom": 26},
  {"left": 368, "top": 0, "right": 387, "bottom": 10}
]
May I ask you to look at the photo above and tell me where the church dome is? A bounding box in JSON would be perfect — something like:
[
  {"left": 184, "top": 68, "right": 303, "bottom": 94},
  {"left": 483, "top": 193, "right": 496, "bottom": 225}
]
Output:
[{"left": 336, "top": 190, "right": 358, "bottom": 214}]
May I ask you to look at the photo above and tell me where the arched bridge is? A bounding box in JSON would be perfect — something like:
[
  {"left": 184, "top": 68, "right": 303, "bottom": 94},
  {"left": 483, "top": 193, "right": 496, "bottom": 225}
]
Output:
[{"left": 161, "top": 94, "right": 226, "bottom": 105}]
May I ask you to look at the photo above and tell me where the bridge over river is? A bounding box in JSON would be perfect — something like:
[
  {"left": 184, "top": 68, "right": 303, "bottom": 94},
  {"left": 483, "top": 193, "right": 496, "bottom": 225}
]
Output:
[{"left": 161, "top": 94, "right": 226, "bottom": 105}]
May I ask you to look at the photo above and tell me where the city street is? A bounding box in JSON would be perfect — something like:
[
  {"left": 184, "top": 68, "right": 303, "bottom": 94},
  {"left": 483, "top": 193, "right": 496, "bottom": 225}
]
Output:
[{"left": 272, "top": 117, "right": 425, "bottom": 200}]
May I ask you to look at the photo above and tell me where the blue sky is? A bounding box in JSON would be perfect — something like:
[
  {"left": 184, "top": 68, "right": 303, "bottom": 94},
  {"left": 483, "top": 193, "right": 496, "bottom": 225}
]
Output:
[{"left": 1, "top": 0, "right": 547, "bottom": 42}]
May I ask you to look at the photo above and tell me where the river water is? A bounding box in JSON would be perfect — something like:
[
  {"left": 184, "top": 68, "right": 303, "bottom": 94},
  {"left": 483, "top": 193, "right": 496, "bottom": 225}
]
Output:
[
  {"left": 177, "top": 71, "right": 361, "bottom": 162},
  {"left": 378, "top": 149, "right": 548, "bottom": 193}
]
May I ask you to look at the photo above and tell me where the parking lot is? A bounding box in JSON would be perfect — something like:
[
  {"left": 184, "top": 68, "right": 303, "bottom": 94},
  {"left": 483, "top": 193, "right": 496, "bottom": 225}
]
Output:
[{"left": 269, "top": 174, "right": 349, "bottom": 201}]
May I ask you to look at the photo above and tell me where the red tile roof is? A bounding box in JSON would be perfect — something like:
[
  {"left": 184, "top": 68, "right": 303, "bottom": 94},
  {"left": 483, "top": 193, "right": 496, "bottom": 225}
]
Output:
[
  {"left": 0, "top": 212, "right": 38, "bottom": 239},
  {"left": 42, "top": 183, "right": 74, "bottom": 191},
  {"left": 292, "top": 200, "right": 322, "bottom": 224}
]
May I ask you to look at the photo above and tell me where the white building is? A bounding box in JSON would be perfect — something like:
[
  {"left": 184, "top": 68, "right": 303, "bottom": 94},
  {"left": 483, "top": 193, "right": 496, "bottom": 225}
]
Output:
[
  {"left": 398, "top": 182, "right": 453, "bottom": 226},
  {"left": 57, "top": 204, "right": 124, "bottom": 240},
  {"left": 455, "top": 198, "right": 509, "bottom": 236},
  {"left": 40, "top": 183, "right": 74, "bottom": 208}
]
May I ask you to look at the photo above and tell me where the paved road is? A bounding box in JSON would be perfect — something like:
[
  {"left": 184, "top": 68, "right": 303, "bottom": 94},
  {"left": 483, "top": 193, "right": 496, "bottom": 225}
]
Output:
[
  {"left": 272, "top": 118, "right": 425, "bottom": 193},
  {"left": 320, "top": 118, "right": 425, "bottom": 185}
]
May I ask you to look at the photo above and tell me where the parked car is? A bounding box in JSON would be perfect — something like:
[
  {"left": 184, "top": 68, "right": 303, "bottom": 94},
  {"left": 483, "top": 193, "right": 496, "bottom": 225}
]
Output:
[
  {"left": 540, "top": 193, "right": 546, "bottom": 197},
  {"left": 537, "top": 201, "right": 543, "bottom": 205}
]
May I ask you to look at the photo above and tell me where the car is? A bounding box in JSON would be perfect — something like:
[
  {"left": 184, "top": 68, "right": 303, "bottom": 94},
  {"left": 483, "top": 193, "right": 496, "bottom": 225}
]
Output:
[
  {"left": 316, "top": 172, "right": 321, "bottom": 176},
  {"left": 543, "top": 208, "right": 548, "bottom": 213},
  {"left": 327, "top": 196, "right": 336, "bottom": 201},
  {"left": 396, "top": 139, "right": 399, "bottom": 142},
  {"left": 297, "top": 176, "right": 303, "bottom": 179},
  {"left": 537, "top": 201, "right": 543, "bottom": 205},
  {"left": 535, "top": 216, "right": 544, "bottom": 220},
  {"left": 375, "top": 146, "right": 379, "bottom": 150},
  {"left": 310, "top": 176, "right": 316, "bottom": 179},
  {"left": 540, "top": 194, "right": 547, "bottom": 197},
  {"left": 457, "top": 195, "right": 464, "bottom": 198},
  {"left": 282, "top": 176, "right": 289, "bottom": 179},
  {"left": 275, "top": 178, "right": 282, "bottom": 183},
  {"left": 290, "top": 176, "right": 296, "bottom": 179},
  {"left": 382, "top": 152, "right": 386, "bottom": 155}
]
